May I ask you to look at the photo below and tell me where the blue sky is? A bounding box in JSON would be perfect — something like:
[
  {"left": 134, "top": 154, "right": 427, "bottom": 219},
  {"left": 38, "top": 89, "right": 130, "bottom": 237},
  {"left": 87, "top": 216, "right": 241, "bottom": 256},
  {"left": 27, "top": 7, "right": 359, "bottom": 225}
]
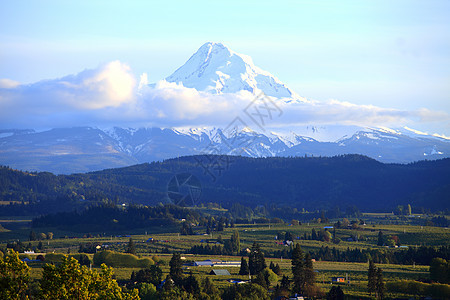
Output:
[{"left": 1, "top": 0, "right": 449, "bottom": 135}]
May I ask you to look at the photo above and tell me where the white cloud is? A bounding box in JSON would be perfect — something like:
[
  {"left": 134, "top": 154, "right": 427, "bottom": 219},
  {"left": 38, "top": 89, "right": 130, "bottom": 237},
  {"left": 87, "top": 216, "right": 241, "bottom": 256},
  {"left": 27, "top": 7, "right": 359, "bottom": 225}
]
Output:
[
  {"left": 0, "top": 79, "right": 20, "bottom": 89},
  {"left": 0, "top": 60, "right": 449, "bottom": 137},
  {"left": 0, "top": 61, "right": 135, "bottom": 114}
]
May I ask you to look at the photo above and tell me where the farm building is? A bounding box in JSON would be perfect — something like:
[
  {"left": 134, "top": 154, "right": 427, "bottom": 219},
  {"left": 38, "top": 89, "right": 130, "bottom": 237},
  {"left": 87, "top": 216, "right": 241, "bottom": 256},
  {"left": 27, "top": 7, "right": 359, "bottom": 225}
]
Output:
[
  {"left": 331, "top": 277, "right": 345, "bottom": 283},
  {"left": 194, "top": 259, "right": 240, "bottom": 267},
  {"left": 212, "top": 261, "right": 241, "bottom": 267},
  {"left": 210, "top": 269, "right": 231, "bottom": 276},
  {"left": 194, "top": 259, "right": 221, "bottom": 266}
]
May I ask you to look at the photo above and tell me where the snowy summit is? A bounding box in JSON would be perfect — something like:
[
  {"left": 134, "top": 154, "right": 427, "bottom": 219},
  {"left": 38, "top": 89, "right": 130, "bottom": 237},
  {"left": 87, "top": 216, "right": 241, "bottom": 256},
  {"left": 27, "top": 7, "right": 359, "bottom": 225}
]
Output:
[{"left": 166, "top": 42, "right": 303, "bottom": 101}]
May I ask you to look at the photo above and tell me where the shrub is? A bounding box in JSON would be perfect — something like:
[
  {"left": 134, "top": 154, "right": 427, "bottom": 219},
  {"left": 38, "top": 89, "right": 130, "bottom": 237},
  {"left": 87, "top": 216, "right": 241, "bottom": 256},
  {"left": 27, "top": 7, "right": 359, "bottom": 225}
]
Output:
[
  {"left": 18, "top": 254, "right": 32, "bottom": 260},
  {"left": 93, "top": 250, "right": 154, "bottom": 268},
  {"left": 45, "top": 253, "right": 66, "bottom": 263},
  {"left": 386, "top": 280, "right": 450, "bottom": 298}
]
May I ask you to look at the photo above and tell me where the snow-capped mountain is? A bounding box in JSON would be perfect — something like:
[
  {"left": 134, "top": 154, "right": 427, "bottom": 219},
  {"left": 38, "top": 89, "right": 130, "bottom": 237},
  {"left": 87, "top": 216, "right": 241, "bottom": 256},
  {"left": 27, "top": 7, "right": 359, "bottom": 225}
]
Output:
[
  {"left": 0, "top": 126, "right": 448, "bottom": 174},
  {"left": 165, "top": 42, "right": 304, "bottom": 101},
  {"left": 1, "top": 42, "right": 449, "bottom": 174}
]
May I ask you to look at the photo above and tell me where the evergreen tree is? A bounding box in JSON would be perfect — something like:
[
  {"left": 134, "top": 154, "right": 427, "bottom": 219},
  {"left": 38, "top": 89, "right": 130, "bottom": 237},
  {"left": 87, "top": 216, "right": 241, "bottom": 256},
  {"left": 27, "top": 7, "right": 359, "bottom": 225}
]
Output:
[
  {"left": 202, "top": 277, "right": 219, "bottom": 297},
  {"left": 407, "top": 204, "right": 412, "bottom": 216},
  {"left": 253, "top": 271, "right": 268, "bottom": 289},
  {"left": 327, "top": 286, "right": 344, "bottom": 300},
  {"left": 183, "top": 271, "right": 200, "bottom": 295},
  {"left": 430, "top": 257, "right": 449, "bottom": 283},
  {"left": 285, "top": 231, "right": 293, "bottom": 241},
  {"left": 377, "top": 230, "right": 384, "bottom": 246},
  {"left": 248, "top": 242, "right": 266, "bottom": 275},
  {"left": 162, "top": 275, "right": 175, "bottom": 291},
  {"left": 368, "top": 259, "right": 377, "bottom": 295},
  {"left": 217, "top": 219, "right": 224, "bottom": 232},
  {"left": 280, "top": 275, "right": 290, "bottom": 291},
  {"left": 239, "top": 257, "right": 250, "bottom": 275},
  {"left": 291, "top": 244, "right": 305, "bottom": 294},
  {"left": 311, "top": 229, "right": 318, "bottom": 240},
  {"left": 29, "top": 230, "right": 36, "bottom": 241},
  {"left": 273, "top": 263, "right": 281, "bottom": 275},
  {"left": 126, "top": 238, "right": 136, "bottom": 255},
  {"left": 169, "top": 253, "right": 183, "bottom": 284},
  {"left": 304, "top": 253, "right": 316, "bottom": 289},
  {"left": 376, "top": 267, "right": 384, "bottom": 299},
  {"left": 230, "top": 230, "right": 240, "bottom": 254}
]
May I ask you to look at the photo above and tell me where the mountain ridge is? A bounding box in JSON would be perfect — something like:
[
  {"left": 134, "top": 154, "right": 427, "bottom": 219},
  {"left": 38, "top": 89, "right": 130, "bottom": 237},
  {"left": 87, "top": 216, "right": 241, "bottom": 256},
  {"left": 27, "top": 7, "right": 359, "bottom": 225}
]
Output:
[
  {"left": 0, "top": 126, "right": 448, "bottom": 174},
  {"left": 1, "top": 154, "right": 449, "bottom": 214}
]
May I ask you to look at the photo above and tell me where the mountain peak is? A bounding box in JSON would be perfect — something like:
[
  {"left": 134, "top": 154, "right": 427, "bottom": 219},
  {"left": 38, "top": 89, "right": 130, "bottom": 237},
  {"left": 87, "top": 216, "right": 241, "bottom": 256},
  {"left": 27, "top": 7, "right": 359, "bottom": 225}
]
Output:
[{"left": 165, "top": 42, "right": 303, "bottom": 100}]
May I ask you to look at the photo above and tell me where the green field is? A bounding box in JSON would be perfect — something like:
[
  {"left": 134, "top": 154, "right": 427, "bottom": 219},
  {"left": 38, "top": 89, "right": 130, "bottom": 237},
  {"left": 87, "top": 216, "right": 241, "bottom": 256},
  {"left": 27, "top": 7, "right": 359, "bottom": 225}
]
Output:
[{"left": 3, "top": 218, "right": 449, "bottom": 299}]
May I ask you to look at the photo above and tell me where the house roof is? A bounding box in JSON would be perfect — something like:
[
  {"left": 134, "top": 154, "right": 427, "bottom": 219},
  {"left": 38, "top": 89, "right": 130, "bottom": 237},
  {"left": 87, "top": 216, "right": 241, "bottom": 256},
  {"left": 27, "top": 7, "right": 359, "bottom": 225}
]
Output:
[
  {"left": 210, "top": 269, "right": 231, "bottom": 276},
  {"left": 195, "top": 261, "right": 214, "bottom": 266}
]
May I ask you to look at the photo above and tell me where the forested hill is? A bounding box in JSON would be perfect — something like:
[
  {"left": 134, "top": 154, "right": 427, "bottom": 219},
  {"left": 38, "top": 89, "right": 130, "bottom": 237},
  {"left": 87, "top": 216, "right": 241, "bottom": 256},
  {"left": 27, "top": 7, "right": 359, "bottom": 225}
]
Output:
[{"left": 1, "top": 154, "right": 449, "bottom": 215}]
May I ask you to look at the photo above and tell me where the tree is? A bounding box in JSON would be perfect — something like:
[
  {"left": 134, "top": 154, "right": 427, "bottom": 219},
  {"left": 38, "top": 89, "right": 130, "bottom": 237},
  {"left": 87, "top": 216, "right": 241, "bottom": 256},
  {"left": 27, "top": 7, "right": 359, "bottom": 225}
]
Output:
[
  {"left": 264, "top": 267, "right": 278, "bottom": 285},
  {"left": 377, "top": 230, "right": 384, "bottom": 246},
  {"left": 40, "top": 256, "right": 139, "bottom": 299},
  {"left": 273, "top": 263, "right": 281, "bottom": 275},
  {"left": 29, "top": 230, "right": 37, "bottom": 241},
  {"left": 321, "top": 230, "right": 332, "bottom": 242},
  {"left": 285, "top": 231, "right": 293, "bottom": 242},
  {"left": 270, "top": 261, "right": 281, "bottom": 275},
  {"left": 311, "top": 228, "right": 318, "bottom": 240},
  {"left": 280, "top": 275, "right": 290, "bottom": 291},
  {"left": 0, "top": 249, "right": 30, "bottom": 300},
  {"left": 342, "top": 218, "right": 350, "bottom": 228},
  {"left": 304, "top": 253, "right": 316, "bottom": 289},
  {"left": 230, "top": 230, "right": 240, "bottom": 254},
  {"left": 47, "top": 232, "right": 54, "bottom": 240},
  {"left": 376, "top": 267, "right": 384, "bottom": 299},
  {"left": 291, "top": 243, "right": 305, "bottom": 294},
  {"left": 135, "top": 282, "right": 157, "bottom": 300},
  {"left": 169, "top": 253, "right": 183, "bottom": 284},
  {"left": 327, "top": 286, "right": 344, "bottom": 300},
  {"left": 248, "top": 242, "right": 266, "bottom": 275},
  {"left": 407, "top": 204, "right": 412, "bottom": 216},
  {"left": 126, "top": 238, "right": 136, "bottom": 255},
  {"left": 132, "top": 265, "right": 163, "bottom": 286},
  {"left": 180, "top": 222, "right": 193, "bottom": 235},
  {"left": 367, "top": 259, "right": 377, "bottom": 295},
  {"left": 217, "top": 219, "right": 224, "bottom": 232},
  {"left": 239, "top": 257, "right": 249, "bottom": 275},
  {"left": 430, "top": 257, "right": 449, "bottom": 283},
  {"left": 253, "top": 271, "right": 268, "bottom": 289},
  {"left": 222, "top": 283, "right": 269, "bottom": 300},
  {"left": 202, "top": 277, "right": 220, "bottom": 299},
  {"left": 183, "top": 271, "right": 200, "bottom": 295}
]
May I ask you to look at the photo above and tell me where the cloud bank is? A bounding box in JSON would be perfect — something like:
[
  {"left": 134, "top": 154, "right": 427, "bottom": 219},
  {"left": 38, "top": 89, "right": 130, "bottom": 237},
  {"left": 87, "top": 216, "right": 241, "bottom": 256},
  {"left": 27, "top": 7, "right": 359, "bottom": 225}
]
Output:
[{"left": 0, "top": 61, "right": 448, "bottom": 136}]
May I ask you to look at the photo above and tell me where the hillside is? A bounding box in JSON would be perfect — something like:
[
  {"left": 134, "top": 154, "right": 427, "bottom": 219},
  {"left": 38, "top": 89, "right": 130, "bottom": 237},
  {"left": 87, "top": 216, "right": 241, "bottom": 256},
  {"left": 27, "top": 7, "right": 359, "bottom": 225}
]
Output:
[{"left": 1, "top": 155, "right": 449, "bottom": 215}]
